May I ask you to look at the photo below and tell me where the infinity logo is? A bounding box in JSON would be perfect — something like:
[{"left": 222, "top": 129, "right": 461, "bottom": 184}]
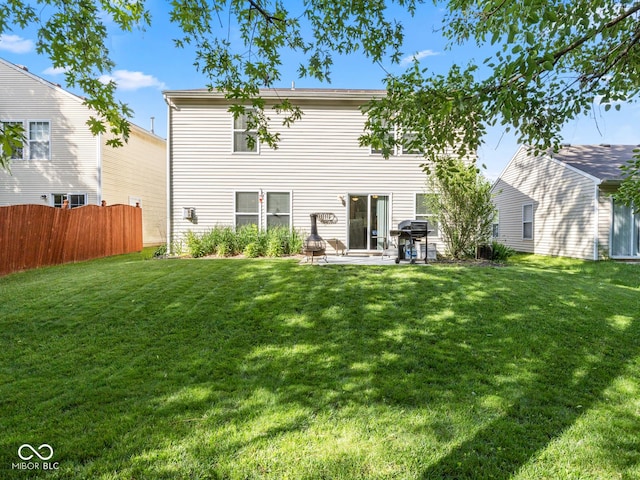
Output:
[{"left": 18, "top": 444, "right": 54, "bottom": 461}]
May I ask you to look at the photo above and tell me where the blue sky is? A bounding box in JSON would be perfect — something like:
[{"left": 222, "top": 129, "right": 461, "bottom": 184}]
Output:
[{"left": 1, "top": 1, "right": 638, "bottom": 180}]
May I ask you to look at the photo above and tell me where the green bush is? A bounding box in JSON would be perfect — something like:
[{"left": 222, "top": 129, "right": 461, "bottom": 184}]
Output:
[
  {"left": 236, "top": 224, "right": 260, "bottom": 252},
  {"left": 153, "top": 244, "right": 167, "bottom": 258},
  {"left": 185, "top": 231, "right": 206, "bottom": 258},
  {"left": 491, "top": 240, "right": 515, "bottom": 261},
  {"left": 183, "top": 226, "right": 303, "bottom": 259},
  {"left": 244, "top": 242, "right": 262, "bottom": 258}
]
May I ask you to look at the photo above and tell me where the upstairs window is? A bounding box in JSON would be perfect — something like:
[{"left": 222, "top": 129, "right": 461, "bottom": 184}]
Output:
[
  {"left": 232, "top": 111, "right": 258, "bottom": 153},
  {"left": 29, "top": 121, "right": 50, "bottom": 160},
  {"left": 1, "top": 121, "right": 25, "bottom": 160},
  {"left": 400, "top": 131, "right": 423, "bottom": 155},
  {"left": 370, "top": 120, "right": 396, "bottom": 156}
]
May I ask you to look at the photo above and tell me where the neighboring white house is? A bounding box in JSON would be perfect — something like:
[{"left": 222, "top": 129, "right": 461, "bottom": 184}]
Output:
[
  {"left": 492, "top": 144, "right": 639, "bottom": 260},
  {"left": 164, "top": 88, "right": 446, "bottom": 255},
  {"left": 0, "top": 57, "right": 166, "bottom": 246}
]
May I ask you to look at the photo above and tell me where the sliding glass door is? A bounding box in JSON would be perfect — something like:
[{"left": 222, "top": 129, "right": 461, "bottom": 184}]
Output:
[
  {"left": 611, "top": 200, "right": 640, "bottom": 257},
  {"left": 348, "top": 194, "right": 389, "bottom": 250}
]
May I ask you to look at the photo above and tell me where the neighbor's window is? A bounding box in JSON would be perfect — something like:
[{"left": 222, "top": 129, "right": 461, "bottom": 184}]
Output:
[
  {"left": 1, "top": 121, "right": 24, "bottom": 160},
  {"left": 266, "top": 192, "right": 291, "bottom": 229},
  {"left": 523, "top": 203, "right": 533, "bottom": 240},
  {"left": 53, "top": 193, "right": 87, "bottom": 209},
  {"left": 492, "top": 210, "right": 500, "bottom": 238},
  {"left": 416, "top": 193, "right": 439, "bottom": 236},
  {"left": 232, "top": 111, "right": 258, "bottom": 153},
  {"left": 29, "top": 121, "right": 50, "bottom": 160},
  {"left": 235, "top": 191, "right": 259, "bottom": 228}
]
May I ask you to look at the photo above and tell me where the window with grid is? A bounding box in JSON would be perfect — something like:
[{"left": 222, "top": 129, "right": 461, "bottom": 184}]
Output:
[
  {"left": 266, "top": 192, "right": 291, "bottom": 229},
  {"left": 1, "top": 121, "right": 25, "bottom": 160},
  {"left": 401, "top": 131, "right": 422, "bottom": 155},
  {"left": 370, "top": 120, "right": 395, "bottom": 156},
  {"left": 416, "top": 193, "right": 439, "bottom": 236},
  {"left": 29, "top": 121, "right": 50, "bottom": 160},
  {"left": 235, "top": 192, "right": 259, "bottom": 228},
  {"left": 53, "top": 193, "right": 87, "bottom": 209},
  {"left": 232, "top": 111, "right": 258, "bottom": 153}
]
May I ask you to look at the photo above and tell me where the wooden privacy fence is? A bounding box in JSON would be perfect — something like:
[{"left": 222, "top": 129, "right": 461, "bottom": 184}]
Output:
[{"left": 0, "top": 204, "right": 142, "bottom": 276}]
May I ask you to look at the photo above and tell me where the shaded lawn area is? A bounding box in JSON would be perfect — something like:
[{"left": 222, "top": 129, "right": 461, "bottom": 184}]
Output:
[{"left": 0, "top": 254, "right": 639, "bottom": 479}]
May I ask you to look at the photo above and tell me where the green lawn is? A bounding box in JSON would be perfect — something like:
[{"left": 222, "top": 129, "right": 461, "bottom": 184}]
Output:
[{"left": 1, "top": 254, "right": 639, "bottom": 479}]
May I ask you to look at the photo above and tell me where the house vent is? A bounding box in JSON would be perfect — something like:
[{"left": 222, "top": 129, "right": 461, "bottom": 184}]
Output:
[{"left": 183, "top": 207, "right": 196, "bottom": 220}]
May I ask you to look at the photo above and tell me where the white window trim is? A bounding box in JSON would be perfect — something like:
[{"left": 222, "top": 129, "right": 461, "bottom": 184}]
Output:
[
  {"left": 27, "top": 119, "right": 52, "bottom": 161},
  {"left": 415, "top": 192, "right": 439, "bottom": 237},
  {"left": 231, "top": 110, "right": 260, "bottom": 154},
  {"left": 234, "top": 190, "right": 262, "bottom": 229},
  {"left": 51, "top": 193, "right": 87, "bottom": 209},
  {"left": 370, "top": 124, "right": 397, "bottom": 156},
  {"left": 492, "top": 210, "right": 500, "bottom": 238},
  {"left": 399, "top": 130, "right": 422, "bottom": 156},
  {"left": 265, "top": 190, "right": 293, "bottom": 231},
  {"left": 369, "top": 127, "right": 423, "bottom": 156},
  {"left": 1, "top": 120, "right": 26, "bottom": 160},
  {"left": 522, "top": 203, "right": 534, "bottom": 240}
]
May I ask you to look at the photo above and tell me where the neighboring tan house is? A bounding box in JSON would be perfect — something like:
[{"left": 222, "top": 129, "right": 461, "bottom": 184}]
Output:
[
  {"left": 492, "top": 144, "right": 639, "bottom": 260},
  {"left": 0, "top": 57, "right": 166, "bottom": 246},
  {"left": 164, "top": 88, "right": 445, "bottom": 256}
]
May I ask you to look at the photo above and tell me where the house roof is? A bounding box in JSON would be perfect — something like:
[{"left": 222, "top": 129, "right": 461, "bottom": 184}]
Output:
[
  {"left": 0, "top": 57, "right": 162, "bottom": 139},
  {"left": 550, "top": 144, "right": 639, "bottom": 183},
  {"left": 163, "top": 87, "right": 387, "bottom": 103}
]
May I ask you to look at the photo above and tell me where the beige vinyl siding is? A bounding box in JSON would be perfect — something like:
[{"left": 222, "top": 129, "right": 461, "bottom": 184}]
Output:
[
  {"left": 492, "top": 146, "right": 598, "bottom": 260},
  {"left": 101, "top": 125, "right": 167, "bottom": 246},
  {"left": 597, "top": 186, "right": 617, "bottom": 259},
  {"left": 0, "top": 61, "right": 99, "bottom": 206},
  {"left": 168, "top": 94, "right": 443, "bottom": 253}
]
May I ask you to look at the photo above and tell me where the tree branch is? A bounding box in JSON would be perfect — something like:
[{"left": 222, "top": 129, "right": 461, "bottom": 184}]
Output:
[{"left": 247, "top": 0, "right": 284, "bottom": 24}]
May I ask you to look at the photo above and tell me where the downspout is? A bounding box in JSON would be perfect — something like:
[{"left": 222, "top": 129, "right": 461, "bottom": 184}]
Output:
[
  {"left": 593, "top": 182, "right": 600, "bottom": 261},
  {"left": 164, "top": 94, "right": 173, "bottom": 252},
  {"left": 96, "top": 132, "right": 102, "bottom": 205}
]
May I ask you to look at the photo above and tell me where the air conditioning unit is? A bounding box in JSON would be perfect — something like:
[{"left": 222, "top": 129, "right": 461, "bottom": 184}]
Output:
[{"left": 183, "top": 207, "right": 196, "bottom": 220}]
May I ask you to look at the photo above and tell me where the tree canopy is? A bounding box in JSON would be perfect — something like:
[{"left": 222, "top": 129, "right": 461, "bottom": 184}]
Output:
[{"left": 1, "top": 0, "right": 639, "bottom": 204}]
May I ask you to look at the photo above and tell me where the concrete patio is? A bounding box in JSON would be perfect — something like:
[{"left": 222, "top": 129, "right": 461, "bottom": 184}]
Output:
[{"left": 299, "top": 254, "right": 432, "bottom": 266}]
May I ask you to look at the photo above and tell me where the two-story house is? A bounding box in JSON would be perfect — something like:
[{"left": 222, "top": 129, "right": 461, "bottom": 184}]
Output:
[
  {"left": 164, "top": 88, "right": 444, "bottom": 256},
  {"left": 0, "top": 57, "right": 166, "bottom": 246}
]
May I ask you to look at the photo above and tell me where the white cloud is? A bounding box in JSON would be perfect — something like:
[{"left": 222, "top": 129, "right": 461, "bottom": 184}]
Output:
[
  {"left": 400, "top": 49, "right": 440, "bottom": 66},
  {"left": 99, "top": 70, "right": 166, "bottom": 91},
  {"left": 0, "top": 34, "right": 34, "bottom": 54},
  {"left": 42, "top": 66, "right": 69, "bottom": 76}
]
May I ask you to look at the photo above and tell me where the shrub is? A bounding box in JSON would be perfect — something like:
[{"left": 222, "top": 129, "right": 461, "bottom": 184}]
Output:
[
  {"left": 491, "top": 240, "right": 515, "bottom": 261},
  {"left": 183, "top": 226, "right": 304, "bottom": 258},
  {"left": 153, "top": 244, "right": 167, "bottom": 258},
  {"left": 244, "top": 242, "right": 262, "bottom": 258},
  {"left": 236, "top": 224, "right": 260, "bottom": 252},
  {"left": 185, "top": 231, "right": 206, "bottom": 258}
]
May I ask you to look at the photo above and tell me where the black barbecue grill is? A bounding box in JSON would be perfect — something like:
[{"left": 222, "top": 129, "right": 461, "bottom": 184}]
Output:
[{"left": 389, "top": 220, "right": 431, "bottom": 264}]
